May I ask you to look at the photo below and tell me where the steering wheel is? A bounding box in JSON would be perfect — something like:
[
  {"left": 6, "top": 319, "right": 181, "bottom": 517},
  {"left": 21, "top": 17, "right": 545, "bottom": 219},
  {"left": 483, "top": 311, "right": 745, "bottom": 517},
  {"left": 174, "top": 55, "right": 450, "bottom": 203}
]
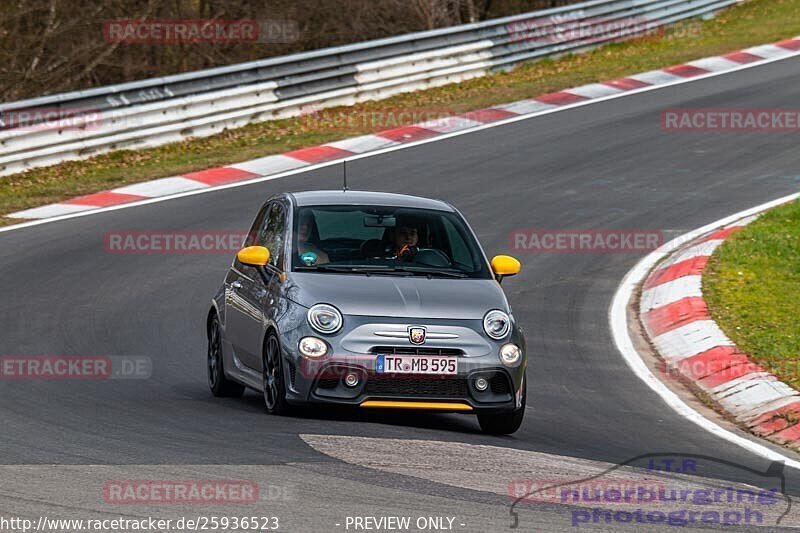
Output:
[{"left": 413, "top": 248, "right": 451, "bottom": 267}]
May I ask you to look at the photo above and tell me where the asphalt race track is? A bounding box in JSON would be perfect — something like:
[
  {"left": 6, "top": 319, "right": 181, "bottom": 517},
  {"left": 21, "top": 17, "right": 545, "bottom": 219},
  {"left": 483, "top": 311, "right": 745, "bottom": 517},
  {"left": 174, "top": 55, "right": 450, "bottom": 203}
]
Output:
[{"left": 2, "top": 57, "right": 800, "bottom": 531}]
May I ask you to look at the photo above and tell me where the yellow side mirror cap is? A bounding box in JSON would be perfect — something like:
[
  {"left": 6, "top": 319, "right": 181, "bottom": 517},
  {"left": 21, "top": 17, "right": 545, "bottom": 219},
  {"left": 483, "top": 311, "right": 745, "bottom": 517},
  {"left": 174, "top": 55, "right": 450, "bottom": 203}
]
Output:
[
  {"left": 237, "top": 246, "right": 270, "bottom": 267},
  {"left": 491, "top": 255, "right": 521, "bottom": 277}
]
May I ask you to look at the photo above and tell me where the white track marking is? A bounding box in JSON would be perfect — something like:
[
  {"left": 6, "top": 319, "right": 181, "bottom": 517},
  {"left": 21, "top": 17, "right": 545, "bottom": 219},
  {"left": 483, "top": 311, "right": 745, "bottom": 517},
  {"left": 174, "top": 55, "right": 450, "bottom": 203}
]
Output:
[
  {"left": 744, "top": 44, "right": 795, "bottom": 59},
  {"left": 417, "top": 116, "right": 483, "bottom": 133},
  {"left": 326, "top": 134, "right": 400, "bottom": 154},
  {"left": 229, "top": 154, "right": 307, "bottom": 175},
  {"left": 565, "top": 83, "right": 624, "bottom": 99},
  {"left": 628, "top": 70, "right": 686, "bottom": 85},
  {"left": 739, "top": 396, "right": 800, "bottom": 424},
  {"left": 610, "top": 192, "right": 800, "bottom": 470},
  {"left": 726, "top": 214, "right": 760, "bottom": 228},
  {"left": 687, "top": 57, "right": 741, "bottom": 72},
  {"left": 659, "top": 240, "right": 724, "bottom": 269},
  {"left": 112, "top": 176, "right": 208, "bottom": 197},
  {"left": 710, "top": 373, "right": 777, "bottom": 396},
  {"left": 6, "top": 203, "right": 95, "bottom": 219},
  {"left": 494, "top": 99, "right": 557, "bottom": 115},
  {"left": 716, "top": 381, "right": 799, "bottom": 418},
  {"left": 652, "top": 320, "right": 734, "bottom": 360},
  {"left": 641, "top": 275, "right": 703, "bottom": 311}
]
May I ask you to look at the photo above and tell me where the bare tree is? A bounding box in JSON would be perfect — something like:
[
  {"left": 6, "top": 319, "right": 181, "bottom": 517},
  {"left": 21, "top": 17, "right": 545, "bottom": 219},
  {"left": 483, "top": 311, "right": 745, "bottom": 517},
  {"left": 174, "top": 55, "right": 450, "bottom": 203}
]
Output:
[{"left": 0, "top": 0, "right": 584, "bottom": 102}]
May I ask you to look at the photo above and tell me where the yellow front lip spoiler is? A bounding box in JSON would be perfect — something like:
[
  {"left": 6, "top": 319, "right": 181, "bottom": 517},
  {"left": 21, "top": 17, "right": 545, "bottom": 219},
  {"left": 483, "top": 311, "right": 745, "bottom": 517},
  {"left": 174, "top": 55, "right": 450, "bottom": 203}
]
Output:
[{"left": 359, "top": 400, "right": 473, "bottom": 411}]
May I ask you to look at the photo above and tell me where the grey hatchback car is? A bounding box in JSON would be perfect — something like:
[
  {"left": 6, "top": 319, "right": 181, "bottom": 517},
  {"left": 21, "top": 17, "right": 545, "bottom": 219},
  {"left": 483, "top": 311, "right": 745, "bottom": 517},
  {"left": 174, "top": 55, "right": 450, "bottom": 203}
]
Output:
[{"left": 207, "top": 190, "right": 526, "bottom": 434}]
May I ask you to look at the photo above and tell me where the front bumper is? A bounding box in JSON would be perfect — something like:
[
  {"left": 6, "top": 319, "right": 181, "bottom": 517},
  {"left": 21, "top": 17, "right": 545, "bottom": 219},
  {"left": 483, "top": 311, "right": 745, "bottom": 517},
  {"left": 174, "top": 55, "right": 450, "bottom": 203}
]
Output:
[
  {"left": 284, "top": 352, "right": 524, "bottom": 413},
  {"left": 278, "top": 313, "right": 526, "bottom": 413}
]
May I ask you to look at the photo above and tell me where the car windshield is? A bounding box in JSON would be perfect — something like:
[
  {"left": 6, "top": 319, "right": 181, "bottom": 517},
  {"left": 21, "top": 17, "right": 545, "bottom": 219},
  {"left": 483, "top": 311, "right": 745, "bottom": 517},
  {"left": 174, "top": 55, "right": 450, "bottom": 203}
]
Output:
[{"left": 291, "top": 205, "right": 491, "bottom": 279}]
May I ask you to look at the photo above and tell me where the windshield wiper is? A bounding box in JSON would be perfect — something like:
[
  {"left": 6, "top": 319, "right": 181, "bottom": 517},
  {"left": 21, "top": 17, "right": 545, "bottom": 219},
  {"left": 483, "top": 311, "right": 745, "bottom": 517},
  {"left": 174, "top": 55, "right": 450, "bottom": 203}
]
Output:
[
  {"left": 351, "top": 266, "right": 413, "bottom": 276},
  {"left": 295, "top": 265, "right": 466, "bottom": 278},
  {"left": 295, "top": 265, "right": 413, "bottom": 276},
  {"left": 393, "top": 267, "right": 467, "bottom": 278},
  {"left": 295, "top": 264, "right": 362, "bottom": 272},
  {"left": 349, "top": 266, "right": 467, "bottom": 278}
]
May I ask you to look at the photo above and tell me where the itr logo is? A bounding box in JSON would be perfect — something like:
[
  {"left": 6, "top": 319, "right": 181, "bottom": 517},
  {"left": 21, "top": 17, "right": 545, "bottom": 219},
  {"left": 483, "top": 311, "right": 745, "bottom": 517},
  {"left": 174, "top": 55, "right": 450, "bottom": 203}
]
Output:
[{"left": 647, "top": 457, "right": 697, "bottom": 473}]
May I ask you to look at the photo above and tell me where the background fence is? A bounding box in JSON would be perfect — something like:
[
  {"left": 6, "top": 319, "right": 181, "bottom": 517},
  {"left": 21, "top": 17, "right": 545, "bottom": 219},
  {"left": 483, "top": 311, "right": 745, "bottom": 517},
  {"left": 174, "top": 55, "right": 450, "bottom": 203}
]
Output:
[{"left": 0, "top": 0, "right": 737, "bottom": 176}]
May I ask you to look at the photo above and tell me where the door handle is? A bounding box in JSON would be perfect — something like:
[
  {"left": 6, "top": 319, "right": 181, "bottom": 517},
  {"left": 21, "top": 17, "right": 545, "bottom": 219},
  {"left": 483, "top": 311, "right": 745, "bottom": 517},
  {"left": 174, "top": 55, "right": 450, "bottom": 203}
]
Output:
[{"left": 231, "top": 281, "right": 243, "bottom": 290}]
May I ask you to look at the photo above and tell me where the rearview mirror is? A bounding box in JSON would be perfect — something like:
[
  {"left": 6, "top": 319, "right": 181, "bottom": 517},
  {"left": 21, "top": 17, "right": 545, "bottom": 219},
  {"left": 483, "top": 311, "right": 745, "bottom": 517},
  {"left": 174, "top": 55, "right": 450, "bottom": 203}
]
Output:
[
  {"left": 491, "top": 255, "right": 521, "bottom": 283},
  {"left": 237, "top": 246, "right": 270, "bottom": 267},
  {"left": 363, "top": 214, "right": 396, "bottom": 227}
]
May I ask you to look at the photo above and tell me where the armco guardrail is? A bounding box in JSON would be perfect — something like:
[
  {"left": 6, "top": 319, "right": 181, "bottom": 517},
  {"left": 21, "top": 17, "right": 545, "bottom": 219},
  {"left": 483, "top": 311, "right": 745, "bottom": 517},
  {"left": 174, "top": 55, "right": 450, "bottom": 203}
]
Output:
[{"left": 0, "top": 0, "right": 737, "bottom": 176}]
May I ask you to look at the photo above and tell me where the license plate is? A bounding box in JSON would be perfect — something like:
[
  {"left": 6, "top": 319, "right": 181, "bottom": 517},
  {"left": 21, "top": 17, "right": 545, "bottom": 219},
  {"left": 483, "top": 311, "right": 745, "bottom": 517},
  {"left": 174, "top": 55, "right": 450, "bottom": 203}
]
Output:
[{"left": 376, "top": 354, "right": 457, "bottom": 375}]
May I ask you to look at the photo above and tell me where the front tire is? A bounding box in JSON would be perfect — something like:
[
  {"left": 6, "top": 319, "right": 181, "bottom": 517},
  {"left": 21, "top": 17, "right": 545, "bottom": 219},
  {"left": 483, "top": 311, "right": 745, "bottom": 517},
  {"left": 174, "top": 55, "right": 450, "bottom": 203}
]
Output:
[
  {"left": 477, "top": 380, "right": 526, "bottom": 435},
  {"left": 208, "top": 315, "right": 245, "bottom": 398},
  {"left": 263, "top": 332, "right": 291, "bottom": 415}
]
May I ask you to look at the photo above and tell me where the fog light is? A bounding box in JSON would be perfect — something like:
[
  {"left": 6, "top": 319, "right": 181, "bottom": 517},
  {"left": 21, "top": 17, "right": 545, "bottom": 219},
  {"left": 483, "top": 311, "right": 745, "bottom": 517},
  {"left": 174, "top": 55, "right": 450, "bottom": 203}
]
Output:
[
  {"left": 474, "top": 377, "right": 489, "bottom": 391},
  {"left": 344, "top": 373, "right": 360, "bottom": 387},
  {"left": 299, "top": 337, "right": 327, "bottom": 358},
  {"left": 500, "top": 343, "right": 522, "bottom": 366}
]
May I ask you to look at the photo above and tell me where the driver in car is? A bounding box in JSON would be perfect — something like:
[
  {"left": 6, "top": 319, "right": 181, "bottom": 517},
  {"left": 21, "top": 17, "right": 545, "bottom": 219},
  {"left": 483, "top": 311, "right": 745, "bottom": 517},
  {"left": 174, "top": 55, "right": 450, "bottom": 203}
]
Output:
[{"left": 392, "top": 221, "right": 420, "bottom": 262}]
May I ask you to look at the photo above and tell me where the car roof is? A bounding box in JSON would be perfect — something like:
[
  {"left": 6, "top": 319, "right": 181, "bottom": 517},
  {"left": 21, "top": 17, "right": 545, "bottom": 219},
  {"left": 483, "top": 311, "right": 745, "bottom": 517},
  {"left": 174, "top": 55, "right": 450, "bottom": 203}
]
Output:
[{"left": 288, "top": 190, "right": 454, "bottom": 211}]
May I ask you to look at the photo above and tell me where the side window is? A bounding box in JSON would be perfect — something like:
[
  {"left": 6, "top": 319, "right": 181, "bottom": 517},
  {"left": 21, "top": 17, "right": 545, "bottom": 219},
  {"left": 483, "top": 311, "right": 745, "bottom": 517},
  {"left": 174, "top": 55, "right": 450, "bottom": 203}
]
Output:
[
  {"left": 244, "top": 203, "right": 270, "bottom": 247},
  {"left": 257, "top": 202, "right": 287, "bottom": 269}
]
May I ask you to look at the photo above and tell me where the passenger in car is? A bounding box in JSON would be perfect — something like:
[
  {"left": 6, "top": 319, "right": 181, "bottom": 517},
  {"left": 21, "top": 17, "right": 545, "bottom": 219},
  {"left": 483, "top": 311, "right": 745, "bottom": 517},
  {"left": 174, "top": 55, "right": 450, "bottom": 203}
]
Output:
[{"left": 297, "top": 210, "right": 330, "bottom": 264}]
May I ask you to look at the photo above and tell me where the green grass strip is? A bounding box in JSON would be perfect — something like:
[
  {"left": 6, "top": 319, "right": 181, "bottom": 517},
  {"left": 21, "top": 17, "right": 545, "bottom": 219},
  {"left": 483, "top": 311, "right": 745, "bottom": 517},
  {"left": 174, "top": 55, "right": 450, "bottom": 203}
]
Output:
[{"left": 704, "top": 199, "right": 800, "bottom": 388}]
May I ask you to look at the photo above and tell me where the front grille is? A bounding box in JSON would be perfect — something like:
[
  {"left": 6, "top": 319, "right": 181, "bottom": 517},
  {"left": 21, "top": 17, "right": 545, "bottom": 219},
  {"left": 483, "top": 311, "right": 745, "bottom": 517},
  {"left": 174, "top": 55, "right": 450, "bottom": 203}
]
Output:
[
  {"left": 490, "top": 374, "right": 511, "bottom": 395},
  {"left": 317, "top": 377, "right": 340, "bottom": 389},
  {"left": 371, "top": 346, "right": 463, "bottom": 356},
  {"left": 365, "top": 376, "right": 467, "bottom": 398}
]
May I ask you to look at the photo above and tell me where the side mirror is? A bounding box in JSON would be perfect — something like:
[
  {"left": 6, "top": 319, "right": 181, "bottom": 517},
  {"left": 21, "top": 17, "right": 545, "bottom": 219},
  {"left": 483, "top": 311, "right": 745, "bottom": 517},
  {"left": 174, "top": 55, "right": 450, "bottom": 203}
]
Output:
[
  {"left": 237, "top": 246, "right": 270, "bottom": 267},
  {"left": 491, "top": 255, "right": 521, "bottom": 283}
]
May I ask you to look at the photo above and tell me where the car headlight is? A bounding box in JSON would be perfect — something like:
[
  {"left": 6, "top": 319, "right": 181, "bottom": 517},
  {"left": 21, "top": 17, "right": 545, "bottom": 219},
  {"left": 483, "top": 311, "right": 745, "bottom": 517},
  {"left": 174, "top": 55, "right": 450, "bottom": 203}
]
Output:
[
  {"left": 483, "top": 309, "right": 510, "bottom": 339},
  {"left": 307, "top": 304, "right": 343, "bottom": 334},
  {"left": 299, "top": 337, "right": 328, "bottom": 358},
  {"left": 500, "top": 343, "right": 522, "bottom": 366}
]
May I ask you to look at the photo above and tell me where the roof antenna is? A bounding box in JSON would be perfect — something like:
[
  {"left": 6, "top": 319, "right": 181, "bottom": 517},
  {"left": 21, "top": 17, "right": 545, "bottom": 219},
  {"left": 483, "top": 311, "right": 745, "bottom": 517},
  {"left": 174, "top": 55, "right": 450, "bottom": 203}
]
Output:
[{"left": 342, "top": 160, "right": 348, "bottom": 192}]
